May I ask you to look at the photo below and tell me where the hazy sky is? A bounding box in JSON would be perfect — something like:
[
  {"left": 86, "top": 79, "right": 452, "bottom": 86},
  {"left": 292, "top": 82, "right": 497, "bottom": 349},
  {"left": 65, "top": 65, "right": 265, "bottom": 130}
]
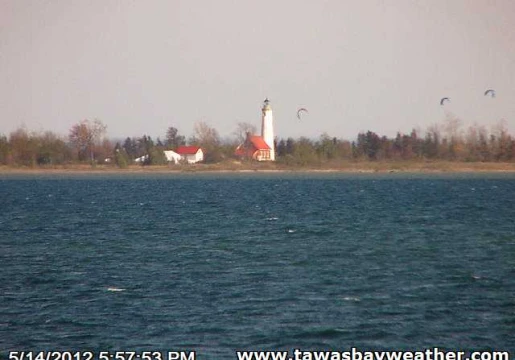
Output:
[{"left": 1, "top": 0, "right": 514, "bottom": 141}]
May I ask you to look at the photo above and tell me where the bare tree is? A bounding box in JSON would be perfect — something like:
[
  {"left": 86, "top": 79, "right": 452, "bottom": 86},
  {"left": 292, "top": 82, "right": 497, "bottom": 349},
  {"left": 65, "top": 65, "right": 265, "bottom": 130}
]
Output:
[
  {"left": 69, "top": 119, "right": 107, "bottom": 163},
  {"left": 191, "top": 121, "right": 221, "bottom": 163},
  {"left": 233, "top": 122, "right": 257, "bottom": 145},
  {"left": 491, "top": 119, "right": 511, "bottom": 160},
  {"left": 443, "top": 113, "right": 463, "bottom": 143},
  {"left": 9, "top": 127, "right": 37, "bottom": 166},
  {"left": 192, "top": 121, "right": 221, "bottom": 147},
  {"left": 0, "top": 134, "right": 9, "bottom": 165}
]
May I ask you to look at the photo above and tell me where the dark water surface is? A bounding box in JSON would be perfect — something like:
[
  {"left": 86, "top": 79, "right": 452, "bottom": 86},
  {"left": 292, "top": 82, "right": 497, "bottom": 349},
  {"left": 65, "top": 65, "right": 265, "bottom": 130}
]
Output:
[{"left": 1, "top": 173, "right": 514, "bottom": 357}]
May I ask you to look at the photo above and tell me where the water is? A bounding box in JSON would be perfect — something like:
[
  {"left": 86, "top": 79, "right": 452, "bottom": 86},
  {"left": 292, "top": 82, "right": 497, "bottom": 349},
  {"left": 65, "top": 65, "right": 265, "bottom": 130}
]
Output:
[{"left": 1, "top": 173, "right": 514, "bottom": 357}]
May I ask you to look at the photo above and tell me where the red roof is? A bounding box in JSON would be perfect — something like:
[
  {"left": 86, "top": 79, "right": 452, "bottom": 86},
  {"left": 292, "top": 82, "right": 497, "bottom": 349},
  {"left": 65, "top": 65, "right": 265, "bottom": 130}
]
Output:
[
  {"left": 234, "top": 135, "right": 271, "bottom": 158},
  {"left": 176, "top": 146, "right": 201, "bottom": 155},
  {"left": 248, "top": 136, "right": 270, "bottom": 150}
]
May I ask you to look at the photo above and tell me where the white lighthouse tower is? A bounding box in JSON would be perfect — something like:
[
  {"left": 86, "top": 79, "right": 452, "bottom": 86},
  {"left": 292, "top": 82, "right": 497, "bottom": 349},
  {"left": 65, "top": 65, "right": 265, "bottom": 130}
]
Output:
[{"left": 261, "top": 98, "right": 275, "bottom": 161}]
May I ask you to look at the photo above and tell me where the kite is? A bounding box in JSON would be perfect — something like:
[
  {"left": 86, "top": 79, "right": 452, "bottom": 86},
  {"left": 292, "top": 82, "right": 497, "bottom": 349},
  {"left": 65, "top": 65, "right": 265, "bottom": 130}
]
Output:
[
  {"left": 484, "top": 89, "right": 495, "bottom": 98},
  {"left": 440, "top": 97, "right": 450, "bottom": 106},
  {"left": 297, "top": 108, "right": 308, "bottom": 120}
]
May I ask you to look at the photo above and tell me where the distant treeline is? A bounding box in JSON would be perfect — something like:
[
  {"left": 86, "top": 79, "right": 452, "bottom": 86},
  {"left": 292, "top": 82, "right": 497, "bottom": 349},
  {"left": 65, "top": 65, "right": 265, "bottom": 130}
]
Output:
[{"left": 1, "top": 118, "right": 514, "bottom": 167}]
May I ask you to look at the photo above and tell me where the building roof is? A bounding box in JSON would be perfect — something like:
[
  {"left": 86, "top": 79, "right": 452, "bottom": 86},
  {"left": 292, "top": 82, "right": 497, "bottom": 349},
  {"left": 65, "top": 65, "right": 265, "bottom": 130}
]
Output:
[
  {"left": 262, "top": 98, "right": 271, "bottom": 111},
  {"left": 248, "top": 135, "right": 270, "bottom": 150},
  {"left": 234, "top": 135, "right": 271, "bottom": 158},
  {"left": 175, "top": 146, "right": 202, "bottom": 155}
]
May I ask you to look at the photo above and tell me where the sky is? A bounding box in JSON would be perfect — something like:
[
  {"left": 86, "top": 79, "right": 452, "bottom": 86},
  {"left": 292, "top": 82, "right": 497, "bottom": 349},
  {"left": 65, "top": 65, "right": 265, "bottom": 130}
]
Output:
[{"left": 1, "top": 0, "right": 515, "bottom": 142}]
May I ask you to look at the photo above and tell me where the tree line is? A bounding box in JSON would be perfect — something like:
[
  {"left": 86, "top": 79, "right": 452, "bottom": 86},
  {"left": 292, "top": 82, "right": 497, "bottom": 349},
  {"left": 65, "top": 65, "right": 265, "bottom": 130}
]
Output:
[{"left": 1, "top": 117, "right": 514, "bottom": 167}]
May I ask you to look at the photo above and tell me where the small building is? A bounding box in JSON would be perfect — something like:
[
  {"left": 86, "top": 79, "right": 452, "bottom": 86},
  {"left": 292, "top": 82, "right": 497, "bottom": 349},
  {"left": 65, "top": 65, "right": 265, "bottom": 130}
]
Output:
[
  {"left": 235, "top": 133, "right": 272, "bottom": 161},
  {"left": 175, "top": 146, "right": 204, "bottom": 164},
  {"left": 234, "top": 98, "right": 276, "bottom": 161},
  {"left": 164, "top": 150, "right": 182, "bottom": 164},
  {"left": 134, "top": 148, "right": 203, "bottom": 164},
  {"left": 134, "top": 154, "right": 148, "bottom": 163}
]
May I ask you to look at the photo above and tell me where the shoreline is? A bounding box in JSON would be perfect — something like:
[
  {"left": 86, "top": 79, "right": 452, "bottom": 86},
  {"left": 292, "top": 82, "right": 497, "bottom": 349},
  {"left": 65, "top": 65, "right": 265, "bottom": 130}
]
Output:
[{"left": 2, "top": 161, "right": 515, "bottom": 174}]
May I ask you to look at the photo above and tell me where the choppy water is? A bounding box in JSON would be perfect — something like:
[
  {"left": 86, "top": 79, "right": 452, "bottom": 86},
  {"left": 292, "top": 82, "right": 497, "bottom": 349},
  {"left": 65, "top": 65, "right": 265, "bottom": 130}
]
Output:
[{"left": 1, "top": 173, "right": 514, "bottom": 357}]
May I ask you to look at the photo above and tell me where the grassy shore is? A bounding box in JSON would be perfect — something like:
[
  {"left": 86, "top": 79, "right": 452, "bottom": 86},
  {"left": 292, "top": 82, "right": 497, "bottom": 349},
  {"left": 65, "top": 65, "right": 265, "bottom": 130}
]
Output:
[{"left": 2, "top": 160, "right": 515, "bottom": 174}]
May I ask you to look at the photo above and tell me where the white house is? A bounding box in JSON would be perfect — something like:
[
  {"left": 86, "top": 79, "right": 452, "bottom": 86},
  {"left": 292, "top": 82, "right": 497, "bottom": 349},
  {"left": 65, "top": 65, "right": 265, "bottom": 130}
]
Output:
[
  {"left": 164, "top": 150, "right": 182, "bottom": 164},
  {"left": 134, "top": 154, "right": 148, "bottom": 163},
  {"left": 175, "top": 146, "right": 204, "bottom": 164},
  {"left": 134, "top": 147, "right": 204, "bottom": 164}
]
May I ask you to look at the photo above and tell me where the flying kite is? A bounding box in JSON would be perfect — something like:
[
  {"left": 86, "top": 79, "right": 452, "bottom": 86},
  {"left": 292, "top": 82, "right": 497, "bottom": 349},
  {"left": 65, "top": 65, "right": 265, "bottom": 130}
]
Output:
[
  {"left": 297, "top": 108, "right": 308, "bottom": 120},
  {"left": 440, "top": 97, "right": 450, "bottom": 106},
  {"left": 484, "top": 89, "right": 495, "bottom": 98}
]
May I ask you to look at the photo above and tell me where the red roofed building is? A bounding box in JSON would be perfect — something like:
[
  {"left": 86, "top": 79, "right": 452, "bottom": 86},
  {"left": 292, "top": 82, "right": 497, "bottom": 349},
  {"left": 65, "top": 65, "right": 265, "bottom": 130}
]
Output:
[
  {"left": 234, "top": 98, "right": 276, "bottom": 161},
  {"left": 235, "top": 134, "right": 272, "bottom": 161},
  {"left": 175, "top": 146, "right": 204, "bottom": 163}
]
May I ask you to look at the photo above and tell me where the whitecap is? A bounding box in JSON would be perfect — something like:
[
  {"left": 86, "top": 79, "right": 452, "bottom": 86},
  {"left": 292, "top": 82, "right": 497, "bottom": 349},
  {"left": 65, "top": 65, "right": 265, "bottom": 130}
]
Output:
[
  {"left": 343, "top": 296, "right": 360, "bottom": 302},
  {"left": 107, "top": 287, "right": 125, "bottom": 292}
]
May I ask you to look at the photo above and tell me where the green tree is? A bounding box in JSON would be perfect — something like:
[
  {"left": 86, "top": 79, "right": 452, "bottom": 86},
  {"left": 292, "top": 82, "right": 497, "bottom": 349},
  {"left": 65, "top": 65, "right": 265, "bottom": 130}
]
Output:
[
  {"left": 356, "top": 131, "right": 381, "bottom": 160},
  {"left": 165, "top": 127, "right": 186, "bottom": 149},
  {"left": 138, "top": 135, "right": 153, "bottom": 165},
  {"left": 423, "top": 124, "right": 441, "bottom": 159},
  {"left": 123, "top": 137, "right": 138, "bottom": 161},
  {"left": 316, "top": 133, "right": 338, "bottom": 161},
  {"left": 377, "top": 135, "right": 392, "bottom": 160},
  {"left": 292, "top": 137, "right": 318, "bottom": 165},
  {"left": 276, "top": 138, "right": 287, "bottom": 157},
  {"left": 137, "top": 135, "right": 167, "bottom": 165},
  {"left": 410, "top": 129, "right": 424, "bottom": 159},
  {"left": 477, "top": 126, "right": 491, "bottom": 161},
  {"left": 36, "top": 131, "right": 71, "bottom": 165},
  {"left": 285, "top": 138, "right": 296, "bottom": 155},
  {"left": 113, "top": 143, "right": 129, "bottom": 168}
]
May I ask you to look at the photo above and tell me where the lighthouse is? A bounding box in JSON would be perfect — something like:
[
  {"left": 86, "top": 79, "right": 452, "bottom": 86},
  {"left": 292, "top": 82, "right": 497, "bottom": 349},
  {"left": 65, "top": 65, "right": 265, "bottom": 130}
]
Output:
[
  {"left": 261, "top": 98, "right": 275, "bottom": 161},
  {"left": 234, "top": 98, "right": 276, "bottom": 161}
]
